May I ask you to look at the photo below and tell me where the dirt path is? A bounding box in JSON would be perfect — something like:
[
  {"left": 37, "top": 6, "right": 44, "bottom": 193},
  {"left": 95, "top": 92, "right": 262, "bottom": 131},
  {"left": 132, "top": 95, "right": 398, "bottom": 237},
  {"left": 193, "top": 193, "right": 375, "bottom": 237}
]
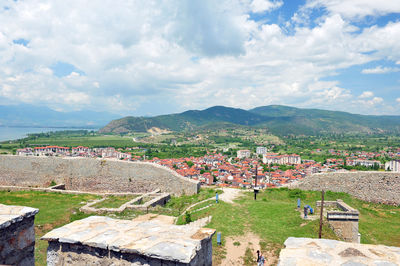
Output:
[
  {"left": 218, "top": 188, "right": 243, "bottom": 204},
  {"left": 219, "top": 232, "right": 277, "bottom": 266},
  {"left": 220, "top": 232, "right": 261, "bottom": 266}
]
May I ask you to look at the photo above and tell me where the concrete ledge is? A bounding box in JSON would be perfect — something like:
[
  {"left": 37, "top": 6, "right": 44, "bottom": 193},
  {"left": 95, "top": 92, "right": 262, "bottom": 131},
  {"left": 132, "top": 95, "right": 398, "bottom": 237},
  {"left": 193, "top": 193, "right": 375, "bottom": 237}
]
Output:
[
  {"left": 0, "top": 204, "right": 39, "bottom": 265},
  {"left": 0, "top": 204, "right": 39, "bottom": 229},
  {"left": 316, "top": 200, "right": 360, "bottom": 242},
  {"left": 79, "top": 189, "right": 171, "bottom": 214},
  {"left": 42, "top": 216, "right": 215, "bottom": 265},
  {"left": 278, "top": 237, "right": 400, "bottom": 266}
]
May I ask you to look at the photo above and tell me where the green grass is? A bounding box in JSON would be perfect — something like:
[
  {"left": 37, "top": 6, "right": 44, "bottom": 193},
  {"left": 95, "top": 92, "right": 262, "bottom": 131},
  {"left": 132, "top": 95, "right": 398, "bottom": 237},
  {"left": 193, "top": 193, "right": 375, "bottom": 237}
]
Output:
[
  {"left": 91, "top": 195, "right": 138, "bottom": 209},
  {"left": 190, "top": 200, "right": 215, "bottom": 212},
  {"left": 204, "top": 188, "right": 400, "bottom": 263},
  {"left": 0, "top": 190, "right": 100, "bottom": 265},
  {"left": 1, "top": 188, "right": 399, "bottom": 265},
  {"left": 150, "top": 188, "right": 222, "bottom": 217}
]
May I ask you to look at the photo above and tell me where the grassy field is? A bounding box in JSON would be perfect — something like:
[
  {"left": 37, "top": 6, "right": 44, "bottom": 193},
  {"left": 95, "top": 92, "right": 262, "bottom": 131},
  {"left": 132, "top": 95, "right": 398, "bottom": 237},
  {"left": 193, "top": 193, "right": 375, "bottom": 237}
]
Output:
[
  {"left": 91, "top": 195, "right": 138, "bottom": 209},
  {"left": 1, "top": 188, "right": 399, "bottom": 265},
  {"left": 0, "top": 191, "right": 100, "bottom": 265}
]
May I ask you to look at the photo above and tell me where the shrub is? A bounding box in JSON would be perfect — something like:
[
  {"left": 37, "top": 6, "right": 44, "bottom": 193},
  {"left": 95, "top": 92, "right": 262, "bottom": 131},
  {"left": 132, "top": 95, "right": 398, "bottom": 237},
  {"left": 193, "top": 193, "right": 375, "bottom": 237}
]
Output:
[
  {"left": 288, "top": 188, "right": 305, "bottom": 199},
  {"left": 185, "top": 212, "right": 192, "bottom": 224}
]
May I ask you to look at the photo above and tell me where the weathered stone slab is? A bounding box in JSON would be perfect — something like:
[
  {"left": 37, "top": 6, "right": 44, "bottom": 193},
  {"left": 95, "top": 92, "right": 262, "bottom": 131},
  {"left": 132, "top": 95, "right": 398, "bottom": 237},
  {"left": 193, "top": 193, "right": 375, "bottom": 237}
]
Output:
[
  {"left": 0, "top": 204, "right": 39, "bottom": 266},
  {"left": 278, "top": 237, "right": 400, "bottom": 266},
  {"left": 0, "top": 204, "right": 38, "bottom": 229},
  {"left": 42, "top": 216, "right": 215, "bottom": 265}
]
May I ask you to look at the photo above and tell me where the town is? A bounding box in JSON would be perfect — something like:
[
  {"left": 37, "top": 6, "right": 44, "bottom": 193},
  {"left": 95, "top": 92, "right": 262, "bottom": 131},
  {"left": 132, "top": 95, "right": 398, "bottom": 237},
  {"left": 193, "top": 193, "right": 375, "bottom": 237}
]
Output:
[{"left": 16, "top": 145, "right": 400, "bottom": 188}]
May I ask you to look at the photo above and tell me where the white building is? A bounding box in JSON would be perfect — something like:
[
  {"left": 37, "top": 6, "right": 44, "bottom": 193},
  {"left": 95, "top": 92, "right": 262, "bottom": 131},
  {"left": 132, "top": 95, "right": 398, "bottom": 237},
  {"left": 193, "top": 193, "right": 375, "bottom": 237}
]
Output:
[
  {"left": 385, "top": 160, "right": 400, "bottom": 172},
  {"left": 16, "top": 148, "right": 34, "bottom": 156},
  {"left": 256, "top": 147, "right": 267, "bottom": 155},
  {"left": 34, "top": 146, "right": 70, "bottom": 156},
  {"left": 237, "top": 150, "right": 251, "bottom": 159},
  {"left": 72, "top": 146, "right": 90, "bottom": 155},
  {"left": 346, "top": 159, "right": 381, "bottom": 168},
  {"left": 263, "top": 153, "right": 301, "bottom": 165}
]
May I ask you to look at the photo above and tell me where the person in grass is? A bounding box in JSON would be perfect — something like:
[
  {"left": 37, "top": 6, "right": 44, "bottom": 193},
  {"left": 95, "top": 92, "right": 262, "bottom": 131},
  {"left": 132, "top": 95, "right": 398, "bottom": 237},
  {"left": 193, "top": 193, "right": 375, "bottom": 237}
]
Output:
[{"left": 256, "top": 250, "right": 265, "bottom": 266}]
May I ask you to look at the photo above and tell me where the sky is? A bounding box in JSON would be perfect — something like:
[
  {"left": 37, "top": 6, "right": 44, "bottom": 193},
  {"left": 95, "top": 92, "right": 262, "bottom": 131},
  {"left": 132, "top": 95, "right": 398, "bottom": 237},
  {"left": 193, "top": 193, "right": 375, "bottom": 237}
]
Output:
[{"left": 1, "top": 0, "right": 400, "bottom": 116}]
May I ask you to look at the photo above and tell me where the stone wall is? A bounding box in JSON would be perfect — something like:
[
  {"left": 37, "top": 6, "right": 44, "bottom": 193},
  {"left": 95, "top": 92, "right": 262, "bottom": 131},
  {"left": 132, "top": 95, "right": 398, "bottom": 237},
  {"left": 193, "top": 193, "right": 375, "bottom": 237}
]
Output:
[
  {"left": 0, "top": 155, "right": 199, "bottom": 195},
  {"left": 296, "top": 172, "right": 400, "bottom": 205},
  {"left": 0, "top": 204, "right": 39, "bottom": 266},
  {"left": 42, "top": 216, "right": 215, "bottom": 266},
  {"left": 317, "top": 200, "right": 360, "bottom": 243}
]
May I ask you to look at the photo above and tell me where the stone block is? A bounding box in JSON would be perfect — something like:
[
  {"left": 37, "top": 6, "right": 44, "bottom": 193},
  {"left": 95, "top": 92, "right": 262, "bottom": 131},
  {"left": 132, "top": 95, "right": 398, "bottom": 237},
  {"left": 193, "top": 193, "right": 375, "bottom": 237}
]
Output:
[
  {"left": 0, "top": 204, "right": 39, "bottom": 266},
  {"left": 42, "top": 216, "right": 215, "bottom": 265},
  {"left": 278, "top": 237, "right": 400, "bottom": 266}
]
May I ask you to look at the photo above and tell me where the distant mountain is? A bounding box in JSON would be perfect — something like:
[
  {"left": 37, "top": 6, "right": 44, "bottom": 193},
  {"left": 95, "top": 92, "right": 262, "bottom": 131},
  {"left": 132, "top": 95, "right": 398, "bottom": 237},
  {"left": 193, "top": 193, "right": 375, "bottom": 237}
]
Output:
[
  {"left": 99, "top": 105, "right": 400, "bottom": 135},
  {"left": 250, "top": 105, "right": 400, "bottom": 135},
  {"left": 0, "top": 104, "right": 119, "bottom": 128}
]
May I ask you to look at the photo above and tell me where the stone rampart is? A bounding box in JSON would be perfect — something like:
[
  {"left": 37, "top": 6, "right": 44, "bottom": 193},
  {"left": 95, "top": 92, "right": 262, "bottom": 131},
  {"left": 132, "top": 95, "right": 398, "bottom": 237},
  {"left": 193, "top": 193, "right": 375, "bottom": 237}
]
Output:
[
  {"left": 0, "top": 155, "right": 199, "bottom": 195},
  {"left": 296, "top": 172, "right": 400, "bottom": 205}
]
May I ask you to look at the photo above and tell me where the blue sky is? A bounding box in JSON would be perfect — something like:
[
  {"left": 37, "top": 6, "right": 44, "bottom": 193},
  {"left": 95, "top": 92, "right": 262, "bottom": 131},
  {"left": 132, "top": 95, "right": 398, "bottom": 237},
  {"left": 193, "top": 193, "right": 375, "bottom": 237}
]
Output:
[{"left": 0, "top": 0, "right": 400, "bottom": 116}]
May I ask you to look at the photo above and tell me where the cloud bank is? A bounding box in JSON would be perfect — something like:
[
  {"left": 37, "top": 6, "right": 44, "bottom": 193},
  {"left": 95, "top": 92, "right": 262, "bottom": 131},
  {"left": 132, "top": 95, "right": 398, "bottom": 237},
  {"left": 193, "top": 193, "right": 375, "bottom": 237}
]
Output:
[{"left": 0, "top": 0, "right": 400, "bottom": 115}]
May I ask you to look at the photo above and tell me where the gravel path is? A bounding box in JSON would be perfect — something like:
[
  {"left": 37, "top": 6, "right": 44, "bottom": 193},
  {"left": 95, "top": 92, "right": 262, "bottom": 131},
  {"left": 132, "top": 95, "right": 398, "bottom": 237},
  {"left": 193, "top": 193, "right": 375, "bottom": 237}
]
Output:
[{"left": 217, "top": 188, "right": 243, "bottom": 204}]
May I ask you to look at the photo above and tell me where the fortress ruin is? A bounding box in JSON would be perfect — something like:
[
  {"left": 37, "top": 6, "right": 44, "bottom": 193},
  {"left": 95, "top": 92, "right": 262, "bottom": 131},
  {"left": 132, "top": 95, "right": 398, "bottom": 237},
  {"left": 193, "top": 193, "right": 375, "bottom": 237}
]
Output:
[
  {"left": 295, "top": 172, "right": 400, "bottom": 205},
  {"left": 0, "top": 156, "right": 199, "bottom": 195}
]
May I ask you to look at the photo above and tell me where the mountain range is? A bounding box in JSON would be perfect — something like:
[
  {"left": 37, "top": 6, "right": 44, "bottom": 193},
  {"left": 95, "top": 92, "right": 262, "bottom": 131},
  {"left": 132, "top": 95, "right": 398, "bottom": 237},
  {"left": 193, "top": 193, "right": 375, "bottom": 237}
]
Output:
[{"left": 99, "top": 105, "right": 400, "bottom": 135}]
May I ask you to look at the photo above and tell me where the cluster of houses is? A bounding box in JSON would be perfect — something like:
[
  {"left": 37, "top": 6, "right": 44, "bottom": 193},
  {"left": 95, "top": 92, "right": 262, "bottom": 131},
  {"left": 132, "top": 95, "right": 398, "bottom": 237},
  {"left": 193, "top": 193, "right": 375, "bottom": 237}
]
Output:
[
  {"left": 16, "top": 146, "right": 132, "bottom": 160},
  {"left": 142, "top": 153, "right": 331, "bottom": 188},
  {"left": 312, "top": 147, "right": 400, "bottom": 171},
  {"left": 143, "top": 146, "right": 400, "bottom": 188}
]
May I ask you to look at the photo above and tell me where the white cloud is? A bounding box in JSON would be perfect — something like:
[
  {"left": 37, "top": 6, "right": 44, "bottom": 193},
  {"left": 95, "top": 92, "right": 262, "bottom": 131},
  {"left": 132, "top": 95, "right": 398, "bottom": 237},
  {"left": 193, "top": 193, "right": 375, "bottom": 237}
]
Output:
[
  {"left": 356, "top": 96, "right": 384, "bottom": 108},
  {"left": 0, "top": 0, "right": 399, "bottom": 115},
  {"left": 396, "top": 98, "right": 400, "bottom": 103},
  {"left": 250, "top": 0, "right": 283, "bottom": 13},
  {"left": 362, "top": 66, "right": 400, "bottom": 74},
  {"left": 304, "top": 0, "right": 400, "bottom": 19},
  {"left": 371, "top": 97, "right": 383, "bottom": 104},
  {"left": 359, "top": 91, "right": 374, "bottom": 98}
]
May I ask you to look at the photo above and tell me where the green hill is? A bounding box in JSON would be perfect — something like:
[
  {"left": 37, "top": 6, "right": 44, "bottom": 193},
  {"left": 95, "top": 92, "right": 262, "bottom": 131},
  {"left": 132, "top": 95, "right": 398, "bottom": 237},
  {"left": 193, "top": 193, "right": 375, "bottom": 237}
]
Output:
[{"left": 99, "top": 105, "right": 400, "bottom": 135}]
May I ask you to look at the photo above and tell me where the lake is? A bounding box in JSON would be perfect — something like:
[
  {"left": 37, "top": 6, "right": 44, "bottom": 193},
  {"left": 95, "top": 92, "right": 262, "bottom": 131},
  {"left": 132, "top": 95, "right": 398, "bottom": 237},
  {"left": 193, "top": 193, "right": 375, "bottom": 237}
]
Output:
[{"left": 0, "top": 126, "right": 98, "bottom": 142}]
